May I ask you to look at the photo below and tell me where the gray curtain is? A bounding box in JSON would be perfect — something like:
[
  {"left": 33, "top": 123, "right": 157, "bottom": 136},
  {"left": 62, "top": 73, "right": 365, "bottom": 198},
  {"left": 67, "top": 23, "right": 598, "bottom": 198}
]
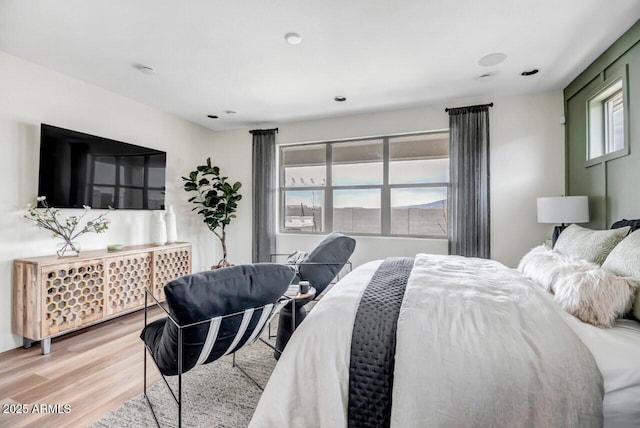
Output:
[
  {"left": 251, "top": 128, "right": 278, "bottom": 262},
  {"left": 447, "top": 104, "right": 491, "bottom": 258}
]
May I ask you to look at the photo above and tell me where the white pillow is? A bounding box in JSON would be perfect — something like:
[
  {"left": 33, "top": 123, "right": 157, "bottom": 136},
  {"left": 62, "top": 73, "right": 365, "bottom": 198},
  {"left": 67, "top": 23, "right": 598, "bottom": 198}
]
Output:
[
  {"left": 518, "top": 244, "right": 637, "bottom": 327},
  {"left": 518, "top": 245, "right": 595, "bottom": 292},
  {"left": 554, "top": 224, "right": 630, "bottom": 265},
  {"left": 517, "top": 244, "right": 560, "bottom": 291},
  {"left": 603, "top": 229, "right": 640, "bottom": 320},
  {"left": 553, "top": 265, "right": 637, "bottom": 328}
]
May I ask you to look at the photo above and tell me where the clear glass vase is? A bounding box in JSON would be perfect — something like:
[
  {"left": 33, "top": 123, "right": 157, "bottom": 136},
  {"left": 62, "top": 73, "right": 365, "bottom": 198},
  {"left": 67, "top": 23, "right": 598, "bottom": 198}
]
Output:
[{"left": 57, "top": 240, "right": 81, "bottom": 257}]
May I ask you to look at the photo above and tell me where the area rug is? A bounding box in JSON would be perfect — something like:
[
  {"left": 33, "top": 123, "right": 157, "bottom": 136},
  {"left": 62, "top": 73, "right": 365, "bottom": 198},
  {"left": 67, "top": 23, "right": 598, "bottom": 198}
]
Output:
[{"left": 92, "top": 339, "right": 277, "bottom": 428}]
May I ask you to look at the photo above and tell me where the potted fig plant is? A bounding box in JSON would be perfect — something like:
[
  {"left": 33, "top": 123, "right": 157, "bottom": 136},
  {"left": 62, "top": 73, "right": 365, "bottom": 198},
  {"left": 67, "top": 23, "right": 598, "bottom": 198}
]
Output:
[{"left": 182, "top": 158, "right": 242, "bottom": 268}]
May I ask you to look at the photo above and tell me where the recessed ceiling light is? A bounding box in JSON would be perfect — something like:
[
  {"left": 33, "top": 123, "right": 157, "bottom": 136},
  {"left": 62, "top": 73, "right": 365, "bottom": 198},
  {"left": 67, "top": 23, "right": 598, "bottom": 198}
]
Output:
[
  {"left": 134, "top": 64, "right": 156, "bottom": 75},
  {"left": 207, "top": 115, "right": 218, "bottom": 119},
  {"left": 224, "top": 110, "right": 237, "bottom": 114},
  {"left": 521, "top": 69, "right": 540, "bottom": 76},
  {"left": 475, "top": 73, "right": 495, "bottom": 82},
  {"left": 478, "top": 53, "right": 507, "bottom": 67},
  {"left": 334, "top": 96, "right": 347, "bottom": 102},
  {"left": 284, "top": 32, "right": 302, "bottom": 45}
]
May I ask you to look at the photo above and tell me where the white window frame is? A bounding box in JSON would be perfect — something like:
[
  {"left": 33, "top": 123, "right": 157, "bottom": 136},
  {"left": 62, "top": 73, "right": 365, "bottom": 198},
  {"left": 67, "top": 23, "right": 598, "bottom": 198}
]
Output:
[
  {"left": 586, "top": 65, "right": 629, "bottom": 167},
  {"left": 278, "top": 131, "right": 450, "bottom": 239}
]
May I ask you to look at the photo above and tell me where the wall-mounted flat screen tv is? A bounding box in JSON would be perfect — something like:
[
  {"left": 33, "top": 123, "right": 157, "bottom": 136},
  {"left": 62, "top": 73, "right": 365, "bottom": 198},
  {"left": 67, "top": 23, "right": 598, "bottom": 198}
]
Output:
[{"left": 38, "top": 124, "right": 166, "bottom": 210}]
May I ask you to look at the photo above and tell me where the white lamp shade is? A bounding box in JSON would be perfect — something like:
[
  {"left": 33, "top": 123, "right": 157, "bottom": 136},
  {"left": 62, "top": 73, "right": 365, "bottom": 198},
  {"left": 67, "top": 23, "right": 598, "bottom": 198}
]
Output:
[{"left": 537, "top": 196, "right": 589, "bottom": 224}]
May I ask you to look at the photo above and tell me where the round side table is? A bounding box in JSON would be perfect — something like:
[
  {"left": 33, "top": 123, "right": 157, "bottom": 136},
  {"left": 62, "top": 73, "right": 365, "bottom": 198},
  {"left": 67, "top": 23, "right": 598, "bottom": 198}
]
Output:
[{"left": 274, "top": 286, "right": 316, "bottom": 359}]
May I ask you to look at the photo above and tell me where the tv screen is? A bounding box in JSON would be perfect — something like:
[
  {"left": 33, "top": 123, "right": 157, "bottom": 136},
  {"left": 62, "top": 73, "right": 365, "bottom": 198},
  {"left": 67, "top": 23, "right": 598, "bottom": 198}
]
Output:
[{"left": 38, "top": 124, "right": 166, "bottom": 210}]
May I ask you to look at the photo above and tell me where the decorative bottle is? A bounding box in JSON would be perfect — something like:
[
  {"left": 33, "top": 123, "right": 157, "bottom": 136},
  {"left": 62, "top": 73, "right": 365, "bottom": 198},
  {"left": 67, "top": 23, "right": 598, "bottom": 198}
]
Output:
[
  {"left": 151, "top": 211, "right": 167, "bottom": 245},
  {"left": 166, "top": 205, "right": 177, "bottom": 243}
]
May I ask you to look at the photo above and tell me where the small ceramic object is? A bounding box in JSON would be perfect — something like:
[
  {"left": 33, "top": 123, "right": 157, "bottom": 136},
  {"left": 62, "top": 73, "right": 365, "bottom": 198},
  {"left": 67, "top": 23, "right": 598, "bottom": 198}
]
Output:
[{"left": 299, "top": 280, "right": 310, "bottom": 294}]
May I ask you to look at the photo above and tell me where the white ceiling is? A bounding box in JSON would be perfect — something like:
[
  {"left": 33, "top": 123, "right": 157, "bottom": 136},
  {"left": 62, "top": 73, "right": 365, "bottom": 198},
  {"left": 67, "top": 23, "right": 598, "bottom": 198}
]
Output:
[{"left": 1, "top": 0, "right": 640, "bottom": 131}]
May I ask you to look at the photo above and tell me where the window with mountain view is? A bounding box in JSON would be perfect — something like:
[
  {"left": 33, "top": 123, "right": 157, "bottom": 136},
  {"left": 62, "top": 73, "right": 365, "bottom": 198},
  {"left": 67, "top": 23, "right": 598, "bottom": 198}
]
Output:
[{"left": 279, "top": 131, "right": 449, "bottom": 238}]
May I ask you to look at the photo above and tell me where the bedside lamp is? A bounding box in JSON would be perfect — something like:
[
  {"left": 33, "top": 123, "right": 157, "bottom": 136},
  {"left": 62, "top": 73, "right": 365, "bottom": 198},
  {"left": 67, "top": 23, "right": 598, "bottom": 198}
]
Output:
[{"left": 537, "top": 196, "right": 589, "bottom": 247}]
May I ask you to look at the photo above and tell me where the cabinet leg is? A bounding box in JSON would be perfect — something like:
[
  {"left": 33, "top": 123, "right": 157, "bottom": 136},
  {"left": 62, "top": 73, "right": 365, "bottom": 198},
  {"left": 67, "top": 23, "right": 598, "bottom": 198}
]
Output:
[
  {"left": 23, "top": 338, "right": 34, "bottom": 349},
  {"left": 41, "top": 338, "right": 51, "bottom": 355}
]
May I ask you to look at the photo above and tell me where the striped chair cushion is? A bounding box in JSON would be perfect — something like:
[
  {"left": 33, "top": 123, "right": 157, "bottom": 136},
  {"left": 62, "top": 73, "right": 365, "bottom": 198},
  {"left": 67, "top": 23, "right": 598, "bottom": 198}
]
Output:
[{"left": 142, "top": 263, "right": 295, "bottom": 376}]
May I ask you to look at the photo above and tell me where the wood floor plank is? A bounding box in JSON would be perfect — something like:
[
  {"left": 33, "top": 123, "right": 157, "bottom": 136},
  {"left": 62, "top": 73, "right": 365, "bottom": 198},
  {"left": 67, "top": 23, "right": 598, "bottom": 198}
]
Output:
[
  {"left": 0, "top": 374, "right": 48, "bottom": 402},
  {"left": 0, "top": 307, "right": 164, "bottom": 428}
]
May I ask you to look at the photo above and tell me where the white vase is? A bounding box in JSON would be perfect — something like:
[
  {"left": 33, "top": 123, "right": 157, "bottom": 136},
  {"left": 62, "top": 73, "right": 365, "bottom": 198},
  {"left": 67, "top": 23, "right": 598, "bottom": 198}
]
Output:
[
  {"left": 151, "top": 211, "right": 167, "bottom": 245},
  {"left": 166, "top": 205, "right": 177, "bottom": 243}
]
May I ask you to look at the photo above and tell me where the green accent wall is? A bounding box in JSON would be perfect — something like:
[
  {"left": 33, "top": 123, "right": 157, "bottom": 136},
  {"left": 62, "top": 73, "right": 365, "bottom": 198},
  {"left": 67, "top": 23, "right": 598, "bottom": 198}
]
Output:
[{"left": 565, "top": 19, "right": 640, "bottom": 229}]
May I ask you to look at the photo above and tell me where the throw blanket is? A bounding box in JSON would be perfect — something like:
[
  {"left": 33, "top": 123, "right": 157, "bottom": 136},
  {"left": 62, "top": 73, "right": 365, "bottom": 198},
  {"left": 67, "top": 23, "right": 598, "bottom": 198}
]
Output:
[
  {"left": 250, "top": 254, "right": 603, "bottom": 428},
  {"left": 348, "top": 257, "right": 413, "bottom": 427}
]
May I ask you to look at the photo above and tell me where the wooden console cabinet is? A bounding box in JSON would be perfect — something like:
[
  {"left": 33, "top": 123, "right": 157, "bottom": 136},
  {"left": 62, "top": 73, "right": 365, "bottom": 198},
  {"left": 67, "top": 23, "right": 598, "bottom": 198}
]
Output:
[{"left": 13, "top": 242, "right": 191, "bottom": 354}]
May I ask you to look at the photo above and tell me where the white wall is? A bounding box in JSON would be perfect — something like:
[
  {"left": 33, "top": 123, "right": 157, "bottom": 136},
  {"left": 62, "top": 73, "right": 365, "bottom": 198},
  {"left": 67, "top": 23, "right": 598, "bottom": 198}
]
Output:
[
  {"left": 211, "top": 91, "right": 565, "bottom": 269},
  {"left": 0, "top": 50, "right": 565, "bottom": 352},
  {"left": 490, "top": 92, "right": 566, "bottom": 265},
  {"left": 0, "top": 52, "right": 218, "bottom": 353}
]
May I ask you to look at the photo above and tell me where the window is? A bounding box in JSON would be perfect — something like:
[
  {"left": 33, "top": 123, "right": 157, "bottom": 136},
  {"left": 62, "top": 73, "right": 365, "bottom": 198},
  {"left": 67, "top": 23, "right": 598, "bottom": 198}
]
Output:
[
  {"left": 281, "top": 145, "right": 326, "bottom": 232},
  {"left": 604, "top": 90, "right": 624, "bottom": 153},
  {"left": 586, "top": 68, "right": 628, "bottom": 165},
  {"left": 279, "top": 132, "right": 449, "bottom": 238}
]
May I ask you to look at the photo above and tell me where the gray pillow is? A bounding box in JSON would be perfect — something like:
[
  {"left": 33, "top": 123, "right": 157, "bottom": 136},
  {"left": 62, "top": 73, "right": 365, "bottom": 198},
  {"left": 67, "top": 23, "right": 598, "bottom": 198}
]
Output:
[
  {"left": 603, "top": 230, "right": 640, "bottom": 320},
  {"left": 555, "top": 224, "right": 630, "bottom": 265},
  {"left": 298, "top": 232, "right": 356, "bottom": 296}
]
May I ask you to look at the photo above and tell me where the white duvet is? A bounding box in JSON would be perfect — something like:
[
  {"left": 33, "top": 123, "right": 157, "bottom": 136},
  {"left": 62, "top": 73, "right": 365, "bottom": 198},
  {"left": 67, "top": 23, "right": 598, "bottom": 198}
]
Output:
[
  {"left": 557, "top": 312, "right": 640, "bottom": 427},
  {"left": 250, "top": 254, "right": 604, "bottom": 428}
]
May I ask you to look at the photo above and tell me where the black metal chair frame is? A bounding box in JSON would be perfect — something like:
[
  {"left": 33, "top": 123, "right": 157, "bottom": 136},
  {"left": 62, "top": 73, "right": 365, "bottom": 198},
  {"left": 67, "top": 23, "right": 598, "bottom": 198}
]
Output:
[{"left": 142, "top": 289, "right": 295, "bottom": 428}]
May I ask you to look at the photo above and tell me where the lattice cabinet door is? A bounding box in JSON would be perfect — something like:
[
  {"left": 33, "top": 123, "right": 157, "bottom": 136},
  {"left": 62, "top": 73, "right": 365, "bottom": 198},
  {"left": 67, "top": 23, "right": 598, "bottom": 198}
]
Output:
[
  {"left": 153, "top": 245, "right": 191, "bottom": 301},
  {"left": 106, "top": 252, "right": 153, "bottom": 316},
  {"left": 41, "top": 259, "right": 105, "bottom": 337}
]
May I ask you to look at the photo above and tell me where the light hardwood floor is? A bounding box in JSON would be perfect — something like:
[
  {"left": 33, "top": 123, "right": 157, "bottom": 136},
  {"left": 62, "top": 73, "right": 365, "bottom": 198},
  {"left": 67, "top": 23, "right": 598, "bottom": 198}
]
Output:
[{"left": 0, "top": 307, "right": 164, "bottom": 428}]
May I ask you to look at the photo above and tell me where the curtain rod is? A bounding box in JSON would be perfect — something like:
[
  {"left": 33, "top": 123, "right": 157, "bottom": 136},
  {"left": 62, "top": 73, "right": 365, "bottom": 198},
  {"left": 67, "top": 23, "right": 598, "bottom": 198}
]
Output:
[
  {"left": 444, "top": 102, "right": 493, "bottom": 113},
  {"left": 249, "top": 127, "right": 279, "bottom": 134}
]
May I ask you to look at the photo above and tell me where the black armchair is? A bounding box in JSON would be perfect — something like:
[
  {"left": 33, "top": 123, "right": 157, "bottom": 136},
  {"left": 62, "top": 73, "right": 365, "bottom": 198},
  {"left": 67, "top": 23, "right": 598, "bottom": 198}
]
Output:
[
  {"left": 269, "top": 233, "right": 356, "bottom": 349},
  {"left": 297, "top": 232, "right": 356, "bottom": 296},
  {"left": 273, "top": 232, "right": 356, "bottom": 298},
  {"left": 140, "top": 263, "right": 295, "bottom": 428}
]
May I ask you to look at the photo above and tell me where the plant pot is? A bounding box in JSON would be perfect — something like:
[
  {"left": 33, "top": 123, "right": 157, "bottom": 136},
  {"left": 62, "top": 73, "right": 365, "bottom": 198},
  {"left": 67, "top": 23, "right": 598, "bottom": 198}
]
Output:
[
  {"left": 211, "top": 259, "right": 234, "bottom": 270},
  {"left": 57, "top": 240, "right": 81, "bottom": 257}
]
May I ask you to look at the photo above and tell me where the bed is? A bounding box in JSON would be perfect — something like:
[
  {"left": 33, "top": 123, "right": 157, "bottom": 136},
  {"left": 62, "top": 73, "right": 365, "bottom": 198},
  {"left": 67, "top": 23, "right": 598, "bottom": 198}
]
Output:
[{"left": 249, "top": 227, "right": 640, "bottom": 428}]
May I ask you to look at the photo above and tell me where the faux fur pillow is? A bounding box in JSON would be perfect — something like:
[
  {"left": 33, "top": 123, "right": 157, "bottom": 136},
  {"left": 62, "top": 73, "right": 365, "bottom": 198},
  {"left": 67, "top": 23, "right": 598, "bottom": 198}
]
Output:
[
  {"left": 518, "top": 244, "right": 637, "bottom": 327},
  {"left": 518, "top": 245, "right": 595, "bottom": 292},
  {"left": 554, "top": 224, "right": 630, "bottom": 265},
  {"left": 603, "top": 229, "right": 640, "bottom": 320},
  {"left": 553, "top": 265, "right": 637, "bottom": 328},
  {"left": 517, "top": 244, "right": 561, "bottom": 291}
]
